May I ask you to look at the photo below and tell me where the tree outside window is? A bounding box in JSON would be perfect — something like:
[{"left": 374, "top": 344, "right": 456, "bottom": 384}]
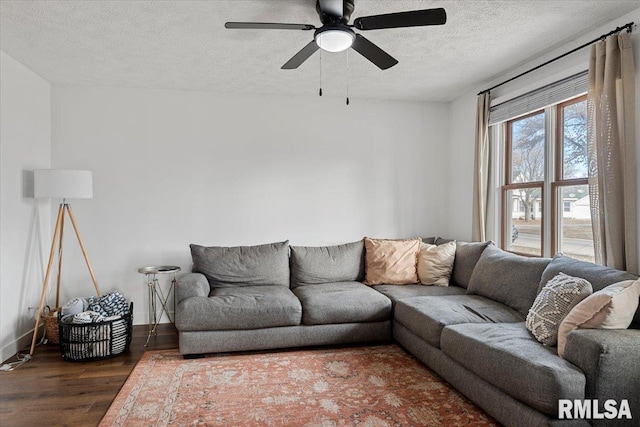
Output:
[{"left": 510, "top": 111, "right": 544, "bottom": 223}]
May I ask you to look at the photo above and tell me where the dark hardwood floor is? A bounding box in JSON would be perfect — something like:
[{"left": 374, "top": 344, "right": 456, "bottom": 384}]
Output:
[{"left": 0, "top": 324, "right": 178, "bottom": 427}]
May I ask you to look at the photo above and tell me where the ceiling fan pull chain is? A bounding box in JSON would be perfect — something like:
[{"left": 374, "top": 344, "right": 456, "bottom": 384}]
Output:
[
  {"left": 319, "top": 46, "right": 323, "bottom": 96},
  {"left": 346, "top": 49, "right": 350, "bottom": 105}
]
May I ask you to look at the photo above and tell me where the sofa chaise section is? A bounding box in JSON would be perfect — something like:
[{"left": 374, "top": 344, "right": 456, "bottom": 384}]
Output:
[
  {"left": 393, "top": 321, "right": 590, "bottom": 427},
  {"left": 391, "top": 243, "right": 586, "bottom": 427},
  {"left": 441, "top": 322, "right": 586, "bottom": 416},
  {"left": 394, "top": 242, "right": 640, "bottom": 427}
]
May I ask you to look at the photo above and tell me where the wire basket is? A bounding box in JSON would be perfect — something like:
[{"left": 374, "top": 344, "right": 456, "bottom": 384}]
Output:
[
  {"left": 43, "top": 306, "right": 60, "bottom": 345},
  {"left": 58, "top": 302, "right": 133, "bottom": 362}
]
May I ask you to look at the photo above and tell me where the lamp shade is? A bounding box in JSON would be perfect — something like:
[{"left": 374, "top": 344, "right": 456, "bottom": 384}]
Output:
[{"left": 34, "top": 169, "right": 93, "bottom": 199}]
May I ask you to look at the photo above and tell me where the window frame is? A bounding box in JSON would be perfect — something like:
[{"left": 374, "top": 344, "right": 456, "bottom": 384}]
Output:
[
  {"left": 501, "top": 109, "right": 546, "bottom": 255},
  {"left": 500, "top": 94, "right": 589, "bottom": 258},
  {"left": 550, "top": 95, "right": 588, "bottom": 257}
]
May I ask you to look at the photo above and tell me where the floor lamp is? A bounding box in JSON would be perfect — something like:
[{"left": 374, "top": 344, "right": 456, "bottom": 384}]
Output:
[{"left": 30, "top": 169, "right": 102, "bottom": 355}]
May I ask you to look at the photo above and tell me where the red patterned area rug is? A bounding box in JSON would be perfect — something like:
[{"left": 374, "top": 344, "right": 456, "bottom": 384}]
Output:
[{"left": 99, "top": 345, "right": 498, "bottom": 426}]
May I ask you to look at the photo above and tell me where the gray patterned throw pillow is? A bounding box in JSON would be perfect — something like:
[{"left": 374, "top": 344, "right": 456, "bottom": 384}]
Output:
[{"left": 526, "top": 272, "right": 593, "bottom": 346}]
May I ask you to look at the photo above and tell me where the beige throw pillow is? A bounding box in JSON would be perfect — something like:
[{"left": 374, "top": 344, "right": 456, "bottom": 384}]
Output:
[
  {"left": 526, "top": 272, "right": 592, "bottom": 346},
  {"left": 363, "top": 237, "right": 421, "bottom": 285},
  {"left": 557, "top": 278, "right": 640, "bottom": 357},
  {"left": 417, "top": 241, "right": 456, "bottom": 286}
]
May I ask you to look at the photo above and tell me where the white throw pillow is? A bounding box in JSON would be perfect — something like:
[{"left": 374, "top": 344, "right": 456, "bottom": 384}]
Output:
[
  {"left": 417, "top": 241, "right": 456, "bottom": 287},
  {"left": 526, "top": 272, "right": 592, "bottom": 346},
  {"left": 557, "top": 278, "right": 640, "bottom": 357}
]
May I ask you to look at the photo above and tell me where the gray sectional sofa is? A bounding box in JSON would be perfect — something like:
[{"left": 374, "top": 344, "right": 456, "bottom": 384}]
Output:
[{"left": 175, "top": 238, "right": 640, "bottom": 427}]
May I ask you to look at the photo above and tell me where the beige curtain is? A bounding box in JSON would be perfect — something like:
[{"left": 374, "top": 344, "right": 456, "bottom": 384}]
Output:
[
  {"left": 587, "top": 32, "right": 638, "bottom": 273},
  {"left": 472, "top": 92, "right": 491, "bottom": 242}
]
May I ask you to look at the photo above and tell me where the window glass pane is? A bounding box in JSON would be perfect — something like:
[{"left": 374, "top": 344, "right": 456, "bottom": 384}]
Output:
[
  {"left": 562, "top": 100, "right": 588, "bottom": 179},
  {"left": 557, "top": 184, "right": 594, "bottom": 262},
  {"left": 506, "top": 187, "right": 542, "bottom": 256},
  {"left": 510, "top": 111, "right": 545, "bottom": 183}
]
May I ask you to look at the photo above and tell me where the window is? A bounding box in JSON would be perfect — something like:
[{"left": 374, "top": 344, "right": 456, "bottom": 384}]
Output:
[
  {"left": 500, "top": 95, "right": 594, "bottom": 261},
  {"left": 503, "top": 110, "right": 545, "bottom": 256},
  {"left": 553, "top": 97, "right": 594, "bottom": 262}
]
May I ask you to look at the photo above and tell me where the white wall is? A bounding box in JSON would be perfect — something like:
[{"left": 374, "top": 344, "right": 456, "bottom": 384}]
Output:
[
  {"left": 0, "top": 51, "right": 51, "bottom": 362},
  {"left": 51, "top": 86, "right": 449, "bottom": 324},
  {"left": 446, "top": 8, "right": 640, "bottom": 273},
  {"left": 447, "top": 90, "right": 477, "bottom": 240}
]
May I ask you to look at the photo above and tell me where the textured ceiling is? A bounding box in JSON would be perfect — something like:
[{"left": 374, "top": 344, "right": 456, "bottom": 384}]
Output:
[{"left": 1, "top": 1, "right": 638, "bottom": 102}]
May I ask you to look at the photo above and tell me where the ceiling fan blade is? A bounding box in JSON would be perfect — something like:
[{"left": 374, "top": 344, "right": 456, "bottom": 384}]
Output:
[
  {"left": 281, "top": 40, "right": 320, "bottom": 69},
  {"left": 354, "top": 8, "right": 446, "bottom": 30},
  {"left": 225, "top": 22, "right": 315, "bottom": 30},
  {"left": 351, "top": 34, "right": 398, "bottom": 70},
  {"left": 317, "top": 0, "right": 344, "bottom": 18}
]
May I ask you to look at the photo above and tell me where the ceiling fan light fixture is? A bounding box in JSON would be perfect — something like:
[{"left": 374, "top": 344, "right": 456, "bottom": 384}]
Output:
[
  {"left": 227, "top": 2, "right": 447, "bottom": 70},
  {"left": 315, "top": 27, "right": 355, "bottom": 52}
]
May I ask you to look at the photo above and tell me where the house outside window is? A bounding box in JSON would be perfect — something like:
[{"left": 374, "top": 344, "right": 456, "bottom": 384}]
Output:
[{"left": 500, "top": 95, "right": 594, "bottom": 261}]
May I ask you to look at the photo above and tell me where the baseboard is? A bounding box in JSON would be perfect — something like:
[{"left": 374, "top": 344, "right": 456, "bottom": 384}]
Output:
[{"left": 1, "top": 326, "right": 41, "bottom": 363}]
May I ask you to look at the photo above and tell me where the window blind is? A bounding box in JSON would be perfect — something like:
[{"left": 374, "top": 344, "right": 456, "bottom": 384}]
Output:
[{"left": 488, "top": 71, "right": 588, "bottom": 125}]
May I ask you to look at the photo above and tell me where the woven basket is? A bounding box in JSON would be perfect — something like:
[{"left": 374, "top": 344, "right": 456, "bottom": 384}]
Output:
[
  {"left": 43, "top": 307, "right": 60, "bottom": 345},
  {"left": 58, "top": 302, "right": 133, "bottom": 362}
]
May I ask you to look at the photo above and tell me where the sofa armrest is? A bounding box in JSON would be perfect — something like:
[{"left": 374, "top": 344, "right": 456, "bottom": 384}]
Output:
[
  {"left": 564, "top": 328, "right": 640, "bottom": 425},
  {"left": 176, "top": 273, "right": 210, "bottom": 304}
]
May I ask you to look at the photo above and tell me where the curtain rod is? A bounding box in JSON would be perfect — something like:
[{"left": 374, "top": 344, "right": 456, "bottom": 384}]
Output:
[{"left": 478, "top": 22, "right": 634, "bottom": 95}]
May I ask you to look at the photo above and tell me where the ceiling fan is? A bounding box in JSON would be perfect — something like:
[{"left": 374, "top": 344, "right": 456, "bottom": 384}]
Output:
[{"left": 225, "top": 0, "right": 446, "bottom": 70}]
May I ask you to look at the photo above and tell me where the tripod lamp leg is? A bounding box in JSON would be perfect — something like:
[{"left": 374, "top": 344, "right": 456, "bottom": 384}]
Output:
[
  {"left": 30, "top": 203, "right": 64, "bottom": 355},
  {"left": 65, "top": 204, "right": 101, "bottom": 296}
]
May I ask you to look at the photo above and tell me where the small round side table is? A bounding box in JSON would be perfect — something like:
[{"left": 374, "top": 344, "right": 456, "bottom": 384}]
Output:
[{"left": 137, "top": 265, "right": 181, "bottom": 347}]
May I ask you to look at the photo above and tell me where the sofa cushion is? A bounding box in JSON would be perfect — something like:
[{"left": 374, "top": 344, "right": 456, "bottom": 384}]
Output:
[
  {"left": 467, "top": 245, "right": 551, "bottom": 315},
  {"left": 394, "top": 295, "right": 524, "bottom": 348},
  {"left": 440, "top": 322, "right": 585, "bottom": 416},
  {"left": 526, "top": 272, "right": 592, "bottom": 346},
  {"left": 293, "top": 282, "right": 391, "bottom": 325},
  {"left": 190, "top": 241, "right": 290, "bottom": 288},
  {"left": 417, "top": 241, "right": 456, "bottom": 286},
  {"left": 176, "top": 285, "right": 301, "bottom": 331},
  {"left": 450, "top": 241, "right": 493, "bottom": 288},
  {"left": 372, "top": 284, "right": 466, "bottom": 305},
  {"left": 363, "top": 237, "right": 421, "bottom": 285},
  {"left": 290, "top": 240, "right": 364, "bottom": 288},
  {"left": 538, "top": 253, "right": 639, "bottom": 323}
]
